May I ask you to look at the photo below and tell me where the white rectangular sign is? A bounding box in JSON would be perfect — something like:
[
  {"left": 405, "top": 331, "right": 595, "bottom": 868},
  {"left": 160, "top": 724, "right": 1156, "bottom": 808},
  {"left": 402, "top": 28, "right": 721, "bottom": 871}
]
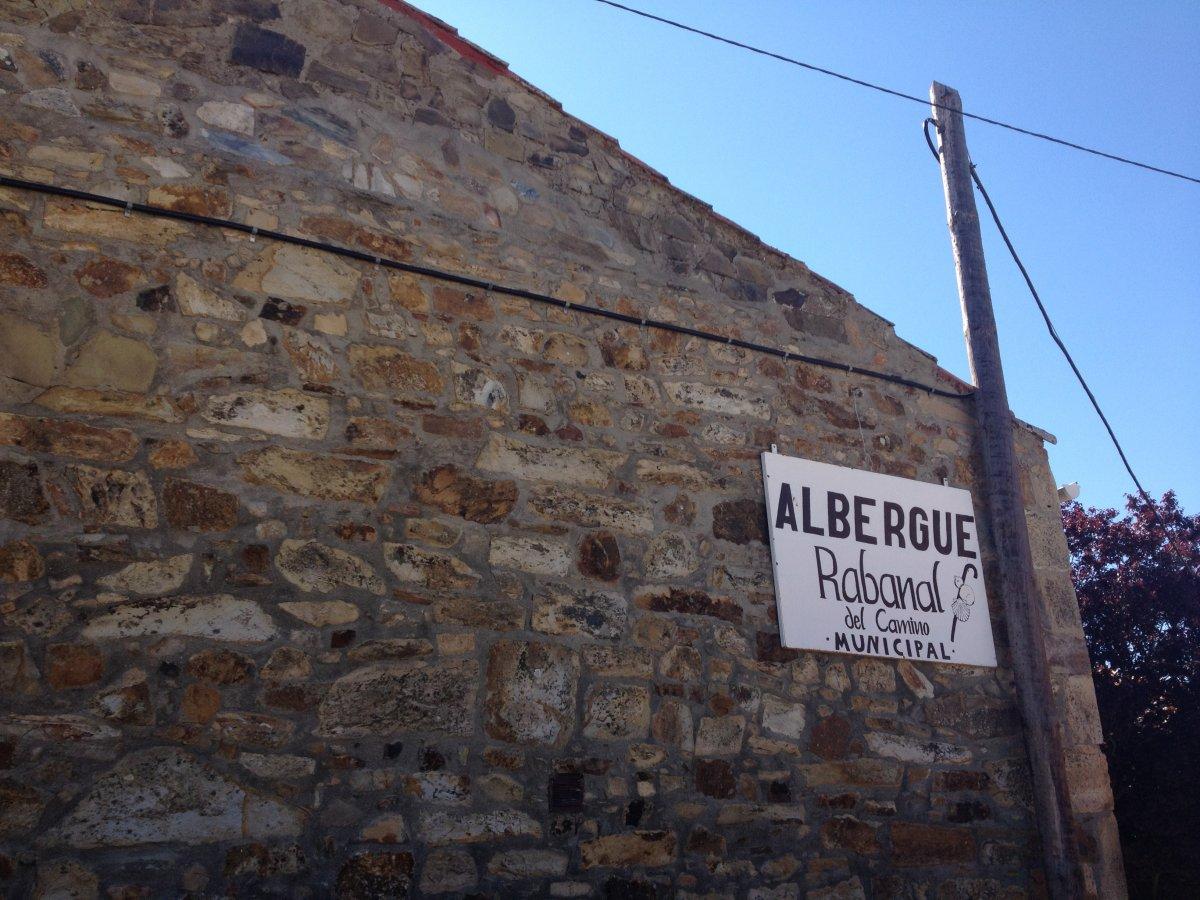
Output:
[{"left": 761, "top": 451, "right": 996, "bottom": 667}]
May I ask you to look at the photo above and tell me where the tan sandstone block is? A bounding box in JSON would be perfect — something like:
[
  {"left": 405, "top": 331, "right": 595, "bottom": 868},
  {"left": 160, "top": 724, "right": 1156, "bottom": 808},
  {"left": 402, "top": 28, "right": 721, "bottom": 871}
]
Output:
[
  {"left": 580, "top": 831, "right": 676, "bottom": 869},
  {"left": 0, "top": 313, "right": 61, "bottom": 387},
  {"left": 65, "top": 331, "right": 157, "bottom": 392},
  {"left": 44, "top": 199, "right": 189, "bottom": 244},
  {"left": 239, "top": 447, "right": 389, "bottom": 504}
]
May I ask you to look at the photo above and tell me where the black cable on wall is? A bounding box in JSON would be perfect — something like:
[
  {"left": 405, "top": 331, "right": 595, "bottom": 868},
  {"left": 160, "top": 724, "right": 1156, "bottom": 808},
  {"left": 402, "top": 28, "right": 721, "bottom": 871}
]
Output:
[{"left": 0, "top": 174, "right": 971, "bottom": 401}]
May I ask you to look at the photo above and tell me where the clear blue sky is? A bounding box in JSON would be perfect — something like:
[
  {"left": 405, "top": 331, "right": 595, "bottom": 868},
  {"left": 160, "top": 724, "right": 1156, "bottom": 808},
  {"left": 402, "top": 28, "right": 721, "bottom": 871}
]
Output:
[{"left": 412, "top": 1, "right": 1199, "bottom": 513}]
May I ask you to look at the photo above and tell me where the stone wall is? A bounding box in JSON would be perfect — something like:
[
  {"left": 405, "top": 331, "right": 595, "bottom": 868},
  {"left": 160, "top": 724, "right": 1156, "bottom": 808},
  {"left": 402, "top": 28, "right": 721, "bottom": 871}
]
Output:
[{"left": 0, "top": 1, "right": 1122, "bottom": 896}]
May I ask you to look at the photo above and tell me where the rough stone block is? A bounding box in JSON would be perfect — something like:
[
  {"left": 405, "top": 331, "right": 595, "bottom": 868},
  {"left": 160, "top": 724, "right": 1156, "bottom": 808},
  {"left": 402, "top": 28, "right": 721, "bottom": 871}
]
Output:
[
  {"left": 0, "top": 538, "right": 45, "bottom": 583},
  {"left": 580, "top": 831, "right": 676, "bottom": 868},
  {"left": 584, "top": 684, "right": 651, "bottom": 741},
  {"left": 35, "top": 387, "right": 182, "bottom": 422},
  {"left": 0, "top": 252, "right": 48, "bottom": 287},
  {"left": 694, "top": 715, "right": 746, "bottom": 756},
  {"left": 485, "top": 640, "right": 578, "bottom": 747},
  {"left": 384, "top": 543, "right": 478, "bottom": 589},
  {"left": 336, "top": 851, "right": 414, "bottom": 899},
  {"left": 488, "top": 849, "right": 569, "bottom": 879},
  {"left": 0, "top": 779, "right": 45, "bottom": 837},
  {"left": 68, "top": 465, "right": 157, "bottom": 528},
  {"left": 176, "top": 273, "right": 247, "bottom": 321},
  {"left": 279, "top": 599, "right": 359, "bottom": 627},
  {"left": 46, "top": 642, "right": 103, "bottom": 689},
  {"left": 477, "top": 434, "right": 624, "bottom": 488},
  {"left": 82, "top": 594, "right": 277, "bottom": 642},
  {"left": 634, "top": 587, "right": 742, "bottom": 624},
  {"left": 163, "top": 478, "right": 239, "bottom": 531},
  {"left": 528, "top": 485, "right": 652, "bottom": 534},
  {"left": 664, "top": 381, "right": 769, "bottom": 419},
  {"left": 532, "top": 584, "right": 627, "bottom": 640},
  {"left": 43, "top": 748, "right": 303, "bottom": 847},
  {"left": 64, "top": 331, "right": 157, "bottom": 393},
  {"left": 420, "top": 847, "right": 477, "bottom": 893},
  {"left": 820, "top": 816, "right": 879, "bottom": 855},
  {"left": 489, "top": 535, "right": 571, "bottom": 576},
  {"left": 434, "top": 595, "right": 524, "bottom": 632},
  {"left": 74, "top": 257, "right": 142, "bottom": 297},
  {"left": 97, "top": 554, "right": 192, "bottom": 595},
  {"left": 890, "top": 822, "right": 976, "bottom": 866},
  {"left": 0, "top": 313, "right": 61, "bottom": 387},
  {"left": 318, "top": 661, "right": 478, "bottom": 736},
  {"left": 350, "top": 345, "right": 444, "bottom": 395},
  {"left": 864, "top": 731, "right": 971, "bottom": 765},
  {"left": 419, "top": 809, "right": 542, "bottom": 845},
  {"left": 239, "top": 446, "right": 389, "bottom": 503},
  {"left": 762, "top": 695, "right": 806, "bottom": 740},
  {"left": 275, "top": 539, "right": 384, "bottom": 595},
  {"left": 0, "top": 413, "right": 139, "bottom": 462},
  {"left": 203, "top": 388, "right": 329, "bottom": 438},
  {"left": 0, "top": 459, "right": 50, "bottom": 524},
  {"left": 415, "top": 464, "right": 516, "bottom": 523},
  {"left": 577, "top": 530, "right": 621, "bottom": 581}
]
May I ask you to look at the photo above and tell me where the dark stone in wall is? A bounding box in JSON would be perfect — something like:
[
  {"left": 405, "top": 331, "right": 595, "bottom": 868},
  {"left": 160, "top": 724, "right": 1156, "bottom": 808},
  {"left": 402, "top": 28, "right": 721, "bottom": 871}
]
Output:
[
  {"left": 625, "top": 797, "right": 645, "bottom": 826},
  {"left": 926, "top": 693, "right": 1021, "bottom": 739},
  {"left": 755, "top": 631, "right": 800, "bottom": 664},
  {"left": 821, "top": 815, "right": 879, "bottom": 854},
  {"left": 74, "top": 60, "right": 106, "bottom": 90},
  {"left": 773, "top": 287, "right": 807, "bottom": 309},
  {"left": 664, "top": 492, "right": 695, "bottom": 526},
  {"left": 260, "top": 297, "right": 306, "bottom": 325},
  {"left": 230, "top": 23, "right": 306, "bottom": 78},
  {"left": 577, "top": 531, "right": 620, "bottom": 581},
  {"left": 353, "top": 12, "right": 400, "bottom": 46},
  {"left": 936, "top": 771, "right": 991, "bottom": 792},
  {"left": 635, "top": 587, "right": 742, "bottom": 624},
  {"left": 891, "top": 823, "right": 976, "bottom": 867},
  {"left": 687, "top": 826, "right": 725, "bottom": 857},
  {"left": 0, "top": 460, "right": 48, "bottom": 524},
  {"left": 810, "top": 714, "right": 852, "bottom": 760},
  {"left": 486, "top": 98, "right": 516, "bottom": 132},
  {"left": 947, "top": 799, "right": 992, "bottom": 823},
  {"left": 694, "top": 758, "right": 735, "bottom": 798},
  {"left": 159, "top": 105, "right": 189, "bottom": 137},
  {"left": 767, "top": 779, "right": 792, "bottom": 802},
  {"left": 712, "top": 498, "right": 767, "bottom": 545},
  {"left": 163, "top": 478, "right": 239, "bottom": 531},
  {"left": 136, "top": 284, "right": 173, "bottom": 312},
  {"left": 783, "top": 308, "right": 848, "bottom": 343},
  {"left": 307, "top": 61, "right": 369, "bottom": 96},
  {"left": 46, "top": 642, "right": 104, "bottom": 689},
  {"left": 549, "top": 771, "right": 584, "bottom": 812},
  {"left": 336, "top": 852, "right": 413, "bottom": 899}
]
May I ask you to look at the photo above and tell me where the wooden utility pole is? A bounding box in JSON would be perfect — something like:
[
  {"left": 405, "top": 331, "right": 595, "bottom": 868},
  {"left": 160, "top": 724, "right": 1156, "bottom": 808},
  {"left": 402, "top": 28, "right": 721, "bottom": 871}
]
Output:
[{"left": 929, "top": 82, "right": 1080, "bottom": 899}]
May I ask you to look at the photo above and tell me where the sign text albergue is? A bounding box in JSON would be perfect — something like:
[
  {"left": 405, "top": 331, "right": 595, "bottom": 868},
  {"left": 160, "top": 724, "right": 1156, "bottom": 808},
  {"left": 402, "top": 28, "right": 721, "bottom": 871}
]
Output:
[{"left": 761, "top": 452, "right": 997, "bottom": 667}]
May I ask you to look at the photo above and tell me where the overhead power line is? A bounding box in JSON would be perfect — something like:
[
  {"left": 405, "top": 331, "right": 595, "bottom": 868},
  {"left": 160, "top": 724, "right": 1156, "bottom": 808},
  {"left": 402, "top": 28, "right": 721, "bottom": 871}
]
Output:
[
  {"left": 921, "top": 120, "right": 1155, "bottom": 508},
  {"left": 594, "top": 0, "right": 1200, "bottom": 186}
]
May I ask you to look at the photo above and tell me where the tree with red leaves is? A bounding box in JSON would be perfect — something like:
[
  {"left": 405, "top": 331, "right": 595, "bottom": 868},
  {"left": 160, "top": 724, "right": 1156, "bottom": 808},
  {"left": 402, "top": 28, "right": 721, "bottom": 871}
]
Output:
[{"left": 1062, "top": 492, "right": 1200, "bottom": 898}]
